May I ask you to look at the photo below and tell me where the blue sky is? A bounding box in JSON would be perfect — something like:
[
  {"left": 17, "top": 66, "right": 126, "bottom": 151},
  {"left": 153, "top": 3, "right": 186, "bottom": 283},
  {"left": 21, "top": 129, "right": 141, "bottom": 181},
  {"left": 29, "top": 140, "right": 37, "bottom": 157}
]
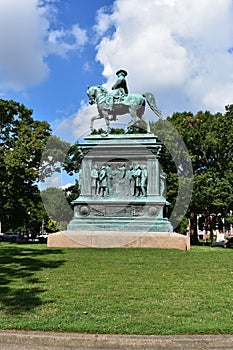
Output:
[
  {"left": 0, "top": 0, "right": 114, "bottom": 131},
  {"left": 1, "top": 0, "right": 233, "bottom": 187}
]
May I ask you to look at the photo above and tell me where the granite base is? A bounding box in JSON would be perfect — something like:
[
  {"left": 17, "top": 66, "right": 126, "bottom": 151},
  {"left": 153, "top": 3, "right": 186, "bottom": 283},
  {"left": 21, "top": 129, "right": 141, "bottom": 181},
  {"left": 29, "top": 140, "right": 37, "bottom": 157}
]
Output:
[{"left": 47, "top": 230, "right": 190, "bottom": 250}]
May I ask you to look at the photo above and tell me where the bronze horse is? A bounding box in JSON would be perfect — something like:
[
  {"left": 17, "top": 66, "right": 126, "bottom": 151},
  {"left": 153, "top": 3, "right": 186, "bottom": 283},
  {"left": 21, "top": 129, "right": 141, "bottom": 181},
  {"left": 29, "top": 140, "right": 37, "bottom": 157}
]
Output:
[{"left": 87, "top": 85, "right": 162, "bottom": 133}]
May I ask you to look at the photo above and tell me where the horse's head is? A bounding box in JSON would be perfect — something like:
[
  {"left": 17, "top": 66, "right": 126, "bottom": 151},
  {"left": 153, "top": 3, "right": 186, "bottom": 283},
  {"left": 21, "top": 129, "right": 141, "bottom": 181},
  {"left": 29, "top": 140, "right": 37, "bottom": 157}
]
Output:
[
  {"left": 87, "top": 85, "right": 109, "bottom": 105},
  {"left": 87, "top": 86, "right": 96, "bottom": 105}
]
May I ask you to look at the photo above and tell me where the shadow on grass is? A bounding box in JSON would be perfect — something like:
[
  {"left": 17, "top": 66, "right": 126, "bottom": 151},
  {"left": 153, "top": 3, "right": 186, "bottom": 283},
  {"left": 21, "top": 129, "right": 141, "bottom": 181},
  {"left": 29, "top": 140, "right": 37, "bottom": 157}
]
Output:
[{"left": 0, "top": 244, "right": 65, "bottom": 314}]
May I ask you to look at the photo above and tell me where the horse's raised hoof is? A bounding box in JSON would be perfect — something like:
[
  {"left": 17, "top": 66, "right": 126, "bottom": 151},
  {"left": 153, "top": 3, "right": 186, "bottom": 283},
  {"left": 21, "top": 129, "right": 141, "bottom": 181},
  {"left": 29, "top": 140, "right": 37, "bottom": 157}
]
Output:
[{"left": 109, "top": 115, "right": 117, "bottom": 121}]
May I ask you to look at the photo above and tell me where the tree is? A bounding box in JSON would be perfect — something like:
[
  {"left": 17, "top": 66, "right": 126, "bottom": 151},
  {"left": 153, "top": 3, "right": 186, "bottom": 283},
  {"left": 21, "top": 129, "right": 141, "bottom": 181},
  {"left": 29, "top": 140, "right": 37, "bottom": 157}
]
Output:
[
  {"left": 40, "top": 187, "right": 74, "bottom": 232},
  {"left": 156, "top": 105, "right": 233, "bottom": 243},
  {"left": 151, "top": 117, "right": 193, "bottom": 234},
  {"left": 62, "top": 142, "right": 83, "bottom": 176},
  {"left": 64, "top": 180, "right": 80, "bottom": 204},
  {"left": 0, "top": 99, "right": 70, "bottom": 232}
]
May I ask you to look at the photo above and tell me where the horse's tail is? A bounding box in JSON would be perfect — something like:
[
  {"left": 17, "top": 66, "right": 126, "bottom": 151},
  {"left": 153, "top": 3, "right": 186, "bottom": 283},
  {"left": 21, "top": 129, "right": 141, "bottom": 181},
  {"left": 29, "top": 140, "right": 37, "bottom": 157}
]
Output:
[{"left": 143, "top": 92, "right": 163, "bottom": 119}]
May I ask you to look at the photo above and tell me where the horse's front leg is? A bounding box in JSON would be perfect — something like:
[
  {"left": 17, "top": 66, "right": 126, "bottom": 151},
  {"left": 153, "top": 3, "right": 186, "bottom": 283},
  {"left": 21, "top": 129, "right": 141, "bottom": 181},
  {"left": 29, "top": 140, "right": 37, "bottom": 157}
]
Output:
[
  {"left": 102, "top": 111, "right": 111, "bottom": 134},
  {"left": 109, "top": 113, "right": 117, "bottom": 121},
  {"left": 90, "top": 114, "right": 102, "bottom": 132}
]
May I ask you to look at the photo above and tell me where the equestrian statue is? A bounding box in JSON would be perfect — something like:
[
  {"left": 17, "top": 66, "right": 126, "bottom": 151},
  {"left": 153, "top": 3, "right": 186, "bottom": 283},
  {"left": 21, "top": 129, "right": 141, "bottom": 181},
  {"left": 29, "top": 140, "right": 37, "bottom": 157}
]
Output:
[{"left": 87, "top": 69, "right": 162, "bottom": 134}]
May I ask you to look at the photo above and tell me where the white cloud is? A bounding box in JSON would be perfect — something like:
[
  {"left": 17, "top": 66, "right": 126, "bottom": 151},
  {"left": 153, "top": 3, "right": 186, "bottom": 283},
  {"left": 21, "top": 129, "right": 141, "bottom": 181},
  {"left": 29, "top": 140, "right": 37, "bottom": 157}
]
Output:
[
  {"left": 95, "top": 0, "right": 233, "bottom": 115},
  {"left": 94, "top": 6, "right": 115, "bottom": 37},
  {"left": 47, "top": 24, "right": 87, "bottom": 57},
  {"left": 72, "top": 101, "right": 109, "bottom": 139},
  {"left": 0, "top": 0, "right": 87, "bottom": 90},
  {"left": 61, "top": 183, "right": 74, "bottom": 190},
  {"left": 52, "top": 98, "right": 131, "bottom": 146},
  {"left": 51, "top": 101, "right": 102, "bottom": 143},
  {"left": 40, "top": 173, "right": 61, "bottom": 190}
]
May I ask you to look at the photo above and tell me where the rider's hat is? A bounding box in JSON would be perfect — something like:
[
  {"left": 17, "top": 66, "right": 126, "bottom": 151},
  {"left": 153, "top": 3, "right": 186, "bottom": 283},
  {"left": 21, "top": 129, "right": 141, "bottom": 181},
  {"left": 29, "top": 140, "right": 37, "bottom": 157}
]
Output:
[{"left": 116, "top": 69, "right": 128, "bottom": 77}]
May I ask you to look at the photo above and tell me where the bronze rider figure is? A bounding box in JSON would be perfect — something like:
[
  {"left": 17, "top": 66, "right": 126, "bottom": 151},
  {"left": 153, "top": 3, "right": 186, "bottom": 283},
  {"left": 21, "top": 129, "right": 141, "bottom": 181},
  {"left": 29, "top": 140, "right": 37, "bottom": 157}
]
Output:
[{"left": 108, "top": 69, "right": 129, "bottom": 115}]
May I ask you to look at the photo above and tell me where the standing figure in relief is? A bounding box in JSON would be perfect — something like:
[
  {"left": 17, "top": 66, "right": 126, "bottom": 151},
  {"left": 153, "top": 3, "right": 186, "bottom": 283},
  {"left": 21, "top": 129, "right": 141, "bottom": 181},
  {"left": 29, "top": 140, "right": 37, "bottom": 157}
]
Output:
[
  {"left": 99, "top": 165, "right": 108, "bottom": 197},
  {"left": 90, "top": 165, "right": 99, "bottom": 195},
  {"left": 126, "top": 165, "right": 135, "bottom": 196},
  {"left": 117, "top": 163, "right": 127, "bottom": 195},
  {"left": 133, "top": 164, "right": 142, "bottom": 196},
  {"left": 141, "top": 165, "right": 148, "bottom": 196},
  {"left": 118, "top": 163, "right": 126, "bottom": 179},
  {"left": 106, "top": 164, "right": 113, "bottom": 196}
]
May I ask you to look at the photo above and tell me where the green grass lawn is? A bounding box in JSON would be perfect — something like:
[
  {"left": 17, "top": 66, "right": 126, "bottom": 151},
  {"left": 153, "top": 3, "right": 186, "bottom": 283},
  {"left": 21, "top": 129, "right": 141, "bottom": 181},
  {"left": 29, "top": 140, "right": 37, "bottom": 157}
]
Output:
[{"left": 0, "top": 242, "right": 233, "bottom": 335}]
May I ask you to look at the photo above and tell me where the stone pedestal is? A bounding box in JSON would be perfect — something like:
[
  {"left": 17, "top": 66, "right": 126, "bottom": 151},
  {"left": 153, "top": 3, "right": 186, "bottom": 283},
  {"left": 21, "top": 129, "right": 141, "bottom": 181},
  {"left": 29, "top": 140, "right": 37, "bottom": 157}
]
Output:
[
  {"left": 48, "top": 133, "right": 189, "bottom": 250},
  {"left": 67, "top": 134, "right": 172, "bottom": 232},
  {"left": 48, "top": 231, "right": 190, "bottom": 250}
]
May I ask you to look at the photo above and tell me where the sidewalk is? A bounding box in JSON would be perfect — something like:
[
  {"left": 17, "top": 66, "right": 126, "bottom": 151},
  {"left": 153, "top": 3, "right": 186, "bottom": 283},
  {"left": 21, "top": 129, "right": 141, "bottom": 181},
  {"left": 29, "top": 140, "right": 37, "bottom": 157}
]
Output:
[{"left": 0, "top": 330, "right": 233, "bottom": 349}]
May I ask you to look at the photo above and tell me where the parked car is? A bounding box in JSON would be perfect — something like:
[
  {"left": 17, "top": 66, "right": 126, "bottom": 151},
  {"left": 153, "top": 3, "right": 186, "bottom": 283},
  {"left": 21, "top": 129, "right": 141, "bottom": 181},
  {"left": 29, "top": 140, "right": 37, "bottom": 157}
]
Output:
[
  {"left": 212, "top": 236, "right": 233, "bottom": 248},
  {"left": 0, "top": 232, "right": 20, "bottom": 242},
  {"left": 37, "top": 233, "right": 49, "bottom": 243},
  {"left": 224, "top": 236, "right": 233, "bottom": 248},
  {"left": 211, "top": 240, "right": 225, "bottom": 247}
]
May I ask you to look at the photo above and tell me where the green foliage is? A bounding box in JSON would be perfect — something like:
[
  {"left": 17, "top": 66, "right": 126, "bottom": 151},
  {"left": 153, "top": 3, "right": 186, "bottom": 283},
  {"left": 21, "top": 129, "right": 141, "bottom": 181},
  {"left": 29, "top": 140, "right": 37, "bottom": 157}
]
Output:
[
  {"left": 90, "top": 128, "right": 107, "bottom": 135},
  {"left": 90, "top": 125, "right": 147, "bottom": 135},
  {"left": 151, "top": 118, "right": 193, "bottom": 231},
  {"left": 0, "top": 99, "right": 52, "bottom": 232},
  {"left": 40, "top": 187, "right": 73, "bottom": 231},
  {"left": 45, "top": 218, "right": 67, "bottom": 232},
  {"left": 226, "top": 214, "right": 233, "bottom": 225},
  {"left": 125, "top": 124, "right": 147, "bottom": 134},
  {"left": 40, "top": 135, "right": 71, "bottom": 180},
  {"left": 109, "top": 128, "right": 126, "bottom": 134},
  {"left": 0, "top": 99, "right": 76, "bottom": 233},
  {"left": 64, "top": 180, "right": 80, "bottom": 204},
  {"left": 40, "top": 182, "right": 81, "bottom": 232},
  {"left": 63, "top": 142, "right": 82, "bottom": 176},
  {"left": 151, "top": 105, "right": 233, "bottom": 240},
  {"left": 91, "top": 127, "right": 126, "bottom": 135}
]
